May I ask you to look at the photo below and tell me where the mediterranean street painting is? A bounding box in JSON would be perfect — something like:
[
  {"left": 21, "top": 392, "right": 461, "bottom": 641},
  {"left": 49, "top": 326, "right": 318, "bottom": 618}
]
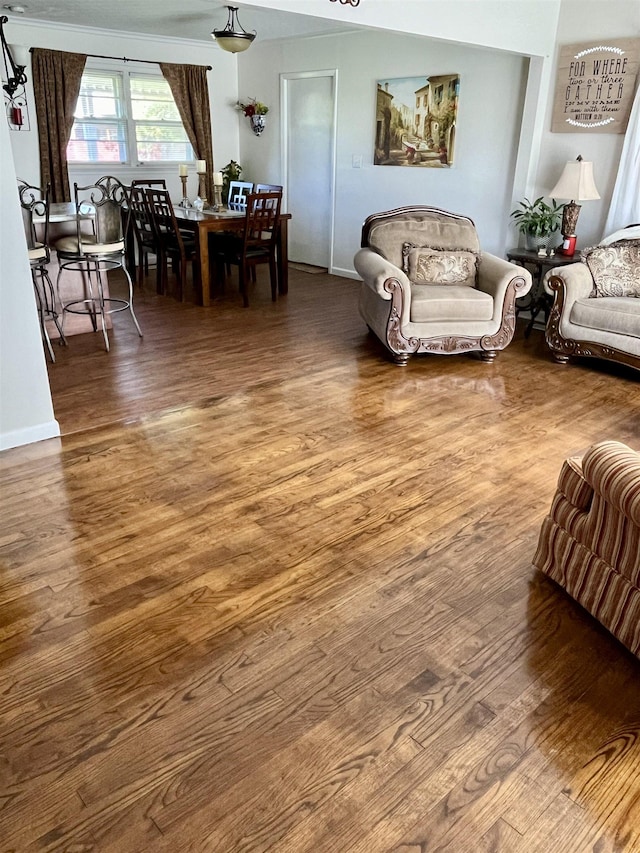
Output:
[{"left": 374, "top": 75, "right": 460, "bottom": 167}]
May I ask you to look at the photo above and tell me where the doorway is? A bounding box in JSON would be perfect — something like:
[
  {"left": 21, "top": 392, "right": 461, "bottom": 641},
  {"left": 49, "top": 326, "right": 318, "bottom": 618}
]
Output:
[{"left": 281, "top": 70, "right": 337, "bottom": 271}]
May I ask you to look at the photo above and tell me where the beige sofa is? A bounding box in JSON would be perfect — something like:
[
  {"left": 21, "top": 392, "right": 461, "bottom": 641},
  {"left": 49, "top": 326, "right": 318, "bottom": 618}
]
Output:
[
  {"left": 354, "top": 206, "right": 532, "bottom": 365},
  {"left": 533, "top": 440, "right": 640, "bottom": 658},
  {"left": 544, "top": 226, "right": 640, "bottom": 371}
]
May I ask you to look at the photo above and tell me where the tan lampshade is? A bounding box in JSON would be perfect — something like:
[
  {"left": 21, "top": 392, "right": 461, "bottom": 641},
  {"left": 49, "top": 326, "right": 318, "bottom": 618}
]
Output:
[{"left": 550, "top": 156, "right": 600, "bottom": 202}]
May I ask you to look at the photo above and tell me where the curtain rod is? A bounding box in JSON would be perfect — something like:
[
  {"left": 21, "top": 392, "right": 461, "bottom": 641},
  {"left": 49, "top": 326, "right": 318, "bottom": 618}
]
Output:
[{"left": 29, "top": 48, "right": 212, "bottom": 70}]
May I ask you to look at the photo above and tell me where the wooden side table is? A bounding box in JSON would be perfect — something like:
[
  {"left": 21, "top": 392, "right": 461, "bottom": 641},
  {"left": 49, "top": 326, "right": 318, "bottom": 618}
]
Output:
[{"left": 506, "top": 247, "right": 582, "bottom": 337}]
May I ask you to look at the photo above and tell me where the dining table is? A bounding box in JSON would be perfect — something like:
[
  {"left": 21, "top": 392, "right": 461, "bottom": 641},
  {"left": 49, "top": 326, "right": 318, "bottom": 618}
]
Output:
[{"left": 172, "top": 206, "right": 292, "bottom": 307}]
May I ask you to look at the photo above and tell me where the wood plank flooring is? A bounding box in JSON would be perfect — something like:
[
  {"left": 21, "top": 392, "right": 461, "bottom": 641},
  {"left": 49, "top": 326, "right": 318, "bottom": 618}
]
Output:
[{"left": 1, "top": 267, "right": 640, "bottom": 851}]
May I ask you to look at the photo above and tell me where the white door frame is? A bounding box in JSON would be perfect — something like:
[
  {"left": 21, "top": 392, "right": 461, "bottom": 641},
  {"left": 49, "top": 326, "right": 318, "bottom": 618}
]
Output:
[{"left": 280, "top": 69, "right": 338, "bottom": 273}]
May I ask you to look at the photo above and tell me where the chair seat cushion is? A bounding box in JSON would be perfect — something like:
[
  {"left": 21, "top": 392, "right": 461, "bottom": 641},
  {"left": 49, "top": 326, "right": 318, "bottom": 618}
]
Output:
[
  {"left": 139, "top": 237, "right": 156, "bottom": 251},
  {"left": 162, "top": 233, "right": 196, "bottom": 250},
  {"left": 28, "top": 243, "right": 47, "bottom": 262},
  {"left": 157, "top": 225, "right": 193, "bottom": 240},
  {"left": 570, "top": 296, "right": 640, "bottom": 339},
  {"left": 55, "top": 235, "right": 124, "bottom": 255},
  {"left": 245, "top": 247, "right": 271, "bottom": 260},
  {"left": 410, "top": 284, "right": 494, "bottom": 322}
]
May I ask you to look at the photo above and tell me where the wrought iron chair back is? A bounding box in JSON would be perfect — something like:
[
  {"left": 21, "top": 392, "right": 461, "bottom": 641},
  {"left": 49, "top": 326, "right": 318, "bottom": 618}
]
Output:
[
  {"left": 17, "top": 179, "right": 66, "bottom": 361},
  {"left": 73, "top": 175, "right": 128, "bottom": 255},
  {"left": 18, "top": 180, "right": 50, "bottom": 262}
]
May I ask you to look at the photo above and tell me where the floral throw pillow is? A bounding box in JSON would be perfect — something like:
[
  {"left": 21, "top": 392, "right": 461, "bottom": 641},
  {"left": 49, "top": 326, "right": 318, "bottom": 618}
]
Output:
[
  {"left": 584, "top": 240, "right": 640, "bottom": 297},
  {"left": 402, "top": 243, "right": 478, "bottom": 286}
]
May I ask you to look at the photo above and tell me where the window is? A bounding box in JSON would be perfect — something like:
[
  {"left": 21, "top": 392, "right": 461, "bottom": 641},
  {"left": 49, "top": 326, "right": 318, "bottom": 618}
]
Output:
[{"left": 68, "top": 69, "right": 193, "bottom": 165}]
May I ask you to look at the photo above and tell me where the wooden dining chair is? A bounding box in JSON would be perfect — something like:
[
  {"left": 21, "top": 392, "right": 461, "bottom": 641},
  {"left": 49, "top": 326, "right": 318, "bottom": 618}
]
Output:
[
  {"left": 214, "top": 191, "right": 282, "bottom": 307},
  {"left": 145, "top": 187, "right": 199, "bottom": 302},
  {"left": 127, "top": 179, "right": 167, "bottom": 284},
  {"left": 130, "top": 179, "right": 167, "bottom": 189},
  {"left": 255, "top": 183, "right": 283, "bottom": 193},
  {"left": 211, "top": 180, "right": 256, "bottom": 284},
  {"left": 128, "top": 184, "right": 162, "bottom": 291}
]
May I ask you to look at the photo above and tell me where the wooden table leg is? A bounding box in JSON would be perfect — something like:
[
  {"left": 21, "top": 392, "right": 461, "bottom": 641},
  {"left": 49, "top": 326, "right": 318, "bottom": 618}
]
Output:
[
  {"left": 277, "top": 218, "right": 289, "bottom": 295},
  {"left": 198, "top": 222, "right": 210, "bottom": 307}
]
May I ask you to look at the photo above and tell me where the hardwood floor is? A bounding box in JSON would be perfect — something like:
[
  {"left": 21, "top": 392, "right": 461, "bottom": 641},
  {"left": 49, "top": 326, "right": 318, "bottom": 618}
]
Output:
[{"left": 1, "top": 267, "right": 639, "bottom": 852}]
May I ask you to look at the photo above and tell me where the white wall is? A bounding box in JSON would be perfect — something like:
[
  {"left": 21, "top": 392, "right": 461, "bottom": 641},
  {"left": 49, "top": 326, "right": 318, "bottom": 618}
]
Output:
[
  {"left": 244, "top": 0, "right": 563, "bottom": 244},
  {"left": 534, "top": 0, "right": 640, "bottom": 246},
  {"left": 0, "top": 110, "right": 59, "bottom": 451},
  {"left": 238, "top": 30, "right": 529, "bottom": 272},
  {"left": 6, "top": 18, "right": 240, "bottom": 191},
  {"left": 244, "top": 0, "right": 561, "bottom": 57},
  {"left": 239, "top": 0, "right": 639, "bottom": 264}
]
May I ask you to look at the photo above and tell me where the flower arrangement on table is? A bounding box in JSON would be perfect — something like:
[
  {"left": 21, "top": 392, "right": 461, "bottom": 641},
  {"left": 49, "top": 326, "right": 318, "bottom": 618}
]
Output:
[{"left": 236, "top": 98, "right": 269, "bottom": 117}]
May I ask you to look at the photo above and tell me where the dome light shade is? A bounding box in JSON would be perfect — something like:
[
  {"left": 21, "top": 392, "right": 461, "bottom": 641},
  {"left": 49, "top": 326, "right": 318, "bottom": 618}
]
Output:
[{"left": 212, "top": 6, "right": 256, "bottom": 54}]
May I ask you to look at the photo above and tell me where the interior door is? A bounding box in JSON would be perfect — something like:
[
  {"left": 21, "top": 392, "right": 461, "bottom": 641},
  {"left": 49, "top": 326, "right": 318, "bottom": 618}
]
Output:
[{"left": 282, "top": 72, "right": 336, "bottom": 269}]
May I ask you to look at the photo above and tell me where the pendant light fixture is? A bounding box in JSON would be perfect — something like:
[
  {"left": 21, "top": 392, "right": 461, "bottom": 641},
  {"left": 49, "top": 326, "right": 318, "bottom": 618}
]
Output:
[{"left": 211, "top": 6, "right": 256, "bottom": 54}]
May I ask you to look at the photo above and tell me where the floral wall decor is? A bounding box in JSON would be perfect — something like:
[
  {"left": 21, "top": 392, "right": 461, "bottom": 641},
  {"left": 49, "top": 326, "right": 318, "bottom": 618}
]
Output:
[{"left": 237, "top": 98, "right": 269, "bottom": 136}]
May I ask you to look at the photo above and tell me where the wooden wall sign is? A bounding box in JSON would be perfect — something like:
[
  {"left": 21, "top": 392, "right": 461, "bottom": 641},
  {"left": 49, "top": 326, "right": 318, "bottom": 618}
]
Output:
[{"left": 552, "top": 38, "right": 640, "bottom": 133}]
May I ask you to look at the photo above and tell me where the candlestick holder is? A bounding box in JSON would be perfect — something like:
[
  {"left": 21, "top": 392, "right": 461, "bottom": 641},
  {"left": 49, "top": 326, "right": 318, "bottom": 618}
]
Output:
[
  {"left": 197, "top": 171, "right": 208, "bottom": 208},
  {"left": 213, "top": 184, "right": 223, "bottom": 211},
  {"left": 179, "top": 175, "right": 192, "bottom": 208}
]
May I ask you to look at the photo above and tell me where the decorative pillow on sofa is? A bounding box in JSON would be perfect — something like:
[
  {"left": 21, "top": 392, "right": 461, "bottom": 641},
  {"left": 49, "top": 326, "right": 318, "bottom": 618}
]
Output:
[
  {"left": 584, "top": 240, "right": 640, "bottom": 298},
  {"left": 402, "top": 243, "right": 478, "bottom": 286}
]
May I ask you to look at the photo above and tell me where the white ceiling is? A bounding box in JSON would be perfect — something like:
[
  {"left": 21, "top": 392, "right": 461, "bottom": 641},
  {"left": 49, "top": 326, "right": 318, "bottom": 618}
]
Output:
[{"left": 1, "top": 0, "right": 356, "bottom": 43}]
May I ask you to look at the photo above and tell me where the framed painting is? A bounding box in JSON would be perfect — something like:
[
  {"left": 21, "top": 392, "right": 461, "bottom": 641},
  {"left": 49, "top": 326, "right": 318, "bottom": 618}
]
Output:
[{"left": 374, "top": 75, "right": 460, "bottom": 167}]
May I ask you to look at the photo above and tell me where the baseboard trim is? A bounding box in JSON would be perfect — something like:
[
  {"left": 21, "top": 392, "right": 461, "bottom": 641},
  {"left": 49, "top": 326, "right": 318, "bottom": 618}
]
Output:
[
  {"left": 329, "top": 266, "right": 360, "bottom": 280},
  {"left": 0, "top": 419, "right": 61, "bottom": 452}
]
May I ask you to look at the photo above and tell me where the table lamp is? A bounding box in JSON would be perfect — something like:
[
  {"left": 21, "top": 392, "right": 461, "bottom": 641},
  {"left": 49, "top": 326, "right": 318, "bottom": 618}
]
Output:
[{"left": 549, "top": 155, "right": 600, "bottom": 256}]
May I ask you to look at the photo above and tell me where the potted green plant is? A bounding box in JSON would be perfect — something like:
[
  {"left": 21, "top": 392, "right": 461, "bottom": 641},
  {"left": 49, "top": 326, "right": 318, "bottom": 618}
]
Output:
[
  {"left": 221, "top": 159, "right": 242, "bottom": 204},
  {"left": 510, "top": 196, "right": 564, "bottom": 251}
]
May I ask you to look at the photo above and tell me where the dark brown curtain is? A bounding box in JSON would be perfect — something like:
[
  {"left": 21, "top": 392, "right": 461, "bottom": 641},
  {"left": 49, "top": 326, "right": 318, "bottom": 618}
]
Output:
[
  {"left": 31, "top": 48, "right": 87, "bottom": 202},
  {"left": 160, "top": 63, "right": 215, "bottom": 202}
]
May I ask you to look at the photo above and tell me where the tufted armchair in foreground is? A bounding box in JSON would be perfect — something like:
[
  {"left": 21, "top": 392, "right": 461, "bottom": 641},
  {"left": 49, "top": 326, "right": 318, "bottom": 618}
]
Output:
[
  {"left": 533, "top": 440, "right": 640, "bottom": 658},
  {"left": 354, "top": 206, "right": 532, "bottom": 365}
]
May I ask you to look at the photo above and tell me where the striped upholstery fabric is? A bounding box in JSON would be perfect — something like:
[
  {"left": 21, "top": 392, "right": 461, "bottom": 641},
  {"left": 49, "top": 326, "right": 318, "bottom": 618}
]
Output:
[{"left": 533, "top": 440, "right": 640, "bottom": 658}]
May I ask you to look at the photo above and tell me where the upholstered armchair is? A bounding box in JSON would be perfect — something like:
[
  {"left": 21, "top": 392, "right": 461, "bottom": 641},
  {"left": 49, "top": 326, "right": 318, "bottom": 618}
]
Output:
[
  {"left": 533, "top": 440, "right": 640, "bottom": 658},
  {"left": 354, "top": 206, "right": 532, "bottom": 365},
  {"left": 544, "top": 225, "right": 640, "bottom": 371}
]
